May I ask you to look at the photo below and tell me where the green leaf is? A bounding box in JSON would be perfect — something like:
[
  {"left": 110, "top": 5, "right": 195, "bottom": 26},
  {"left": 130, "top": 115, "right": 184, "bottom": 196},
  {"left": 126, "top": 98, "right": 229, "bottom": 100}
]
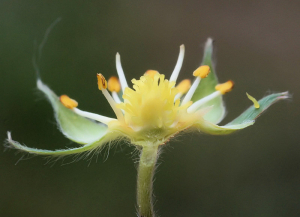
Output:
[
  {"left": 37, "top": 79, "right": 108, "bottom": 144},
  {"left": 226, "top": 92, "right": 289, "bottom": 126},
  {"left": 195, "top": 92, "right": 289, "bottom": 135},
  {"left": 191, "top": 38, "right": 225, "bottom": 124},
  {"left": 6, "top": 131, "right": 117, "bottom": 156}
]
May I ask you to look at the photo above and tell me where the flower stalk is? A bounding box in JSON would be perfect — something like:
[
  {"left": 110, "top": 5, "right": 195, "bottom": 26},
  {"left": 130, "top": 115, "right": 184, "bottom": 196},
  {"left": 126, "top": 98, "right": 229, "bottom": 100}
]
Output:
[{"left": 137, "top": 144, "right": 159, "bottom": 217}]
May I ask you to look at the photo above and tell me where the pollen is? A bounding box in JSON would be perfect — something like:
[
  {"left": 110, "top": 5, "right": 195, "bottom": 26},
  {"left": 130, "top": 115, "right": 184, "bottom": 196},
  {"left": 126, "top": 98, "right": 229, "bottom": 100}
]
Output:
[
  {"left": 97, "top": 73, "right": 108, "bottom": 90},
  {"left": 108, "top": 76, "right": 121, "bottom": 92},
  {"left": 215, "top": 80, "right": 234, "bottom": 94},
  {"left": 193, "top": 65, "right": 211, "bottom": 78},
  {"left": 176, "top": 79, "right": 191, "bottom": 94},
  {"left": 246, "top": 92, "right": 260, "bottom": 108},
  {"left": 60, "top": 95, "right": 78, "bottom": 109},
  {"left": 145, "top": 70, "right": 159, "bottom": 78}
]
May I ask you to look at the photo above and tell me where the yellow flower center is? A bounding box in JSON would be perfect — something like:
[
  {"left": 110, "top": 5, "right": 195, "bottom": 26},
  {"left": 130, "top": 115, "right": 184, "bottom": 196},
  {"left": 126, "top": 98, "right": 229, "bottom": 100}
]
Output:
[{"left": 117, "top": 73, "right": 192, "bottom": 132}]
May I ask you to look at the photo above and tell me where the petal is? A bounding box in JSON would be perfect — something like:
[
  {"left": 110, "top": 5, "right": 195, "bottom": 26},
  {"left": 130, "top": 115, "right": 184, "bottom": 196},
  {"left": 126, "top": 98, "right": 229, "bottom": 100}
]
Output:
[
  {"left": 6, "top": 131, "right": 117, "bottom": 156},
  {"left": 195, "top": 92, "right": 289, "bottom": 135},
  {"left": 37, "top": 79, "right": 108, "bottom": 144},
  {"left": 191, "top": 38, "right": 225, "bottom": 124}
]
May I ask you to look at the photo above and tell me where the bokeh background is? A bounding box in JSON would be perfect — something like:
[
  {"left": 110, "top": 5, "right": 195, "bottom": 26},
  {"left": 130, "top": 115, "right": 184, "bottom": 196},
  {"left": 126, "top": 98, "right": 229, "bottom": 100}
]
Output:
[{"left": 0, "top": 0, "right": 299, "bottom": 216}]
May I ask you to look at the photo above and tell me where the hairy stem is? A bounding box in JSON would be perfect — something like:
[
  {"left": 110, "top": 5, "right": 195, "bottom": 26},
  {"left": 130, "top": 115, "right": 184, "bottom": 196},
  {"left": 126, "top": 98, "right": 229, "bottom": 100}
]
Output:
[{"left": 137, "top": 144, "right": 159, "bottom": 217}]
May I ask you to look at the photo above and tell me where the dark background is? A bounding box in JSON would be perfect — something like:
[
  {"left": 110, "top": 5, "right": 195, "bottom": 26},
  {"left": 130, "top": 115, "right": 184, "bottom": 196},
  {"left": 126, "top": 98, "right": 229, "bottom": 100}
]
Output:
[{"left": 0, "top": 0, "right": 299, "bottom": 216}]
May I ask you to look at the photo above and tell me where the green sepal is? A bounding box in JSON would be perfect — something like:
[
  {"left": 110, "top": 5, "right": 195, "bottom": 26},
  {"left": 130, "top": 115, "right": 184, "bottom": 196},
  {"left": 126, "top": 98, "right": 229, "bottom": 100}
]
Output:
[
  {"left": 6, "top": 131, "right": 117, "bottom": 156},
  {"left": 226, "top": 92, "right": 289, "bottom": 126},
  {"left": 37, "top": 79, "right": 108, "bottom": 144},
  {"left": 191, "top": 38, "right": 225, "bottom": 124},
  {"left": 195, "top": 92, "right": 289, "bottom": 135}
]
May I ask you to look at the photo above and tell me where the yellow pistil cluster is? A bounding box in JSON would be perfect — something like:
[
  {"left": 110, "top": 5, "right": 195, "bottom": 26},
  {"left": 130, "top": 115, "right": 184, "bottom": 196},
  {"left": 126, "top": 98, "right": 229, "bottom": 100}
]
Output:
[{"left": 117, "top": 73, "right": 192, "bottom": 131}]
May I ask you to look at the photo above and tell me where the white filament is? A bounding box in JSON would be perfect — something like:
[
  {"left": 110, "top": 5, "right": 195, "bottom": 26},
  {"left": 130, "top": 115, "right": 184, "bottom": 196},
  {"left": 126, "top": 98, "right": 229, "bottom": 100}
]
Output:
[
  {"left": 187, "top": 91, "right": 221, "bottom": 113},
  {"left": 116, "top": 53, "right": 129, "bottom": 92},
  {"left": 112, "top": 92, "right": 122, "bottom": 104},
  {"left": 73, "top": 108, "right": 115, "bottom": 125},
  {"left": 169, "top": 45, "right": 185, "bottom": 82},
  {"left": 102, "top": 89, "right": 124, "bottom": 122},
  {"left": 174, "top": 93, "right": 183, "bottom": 101},
  {"left": 181, "top": 77, "right": 201, "bottom": 105}
]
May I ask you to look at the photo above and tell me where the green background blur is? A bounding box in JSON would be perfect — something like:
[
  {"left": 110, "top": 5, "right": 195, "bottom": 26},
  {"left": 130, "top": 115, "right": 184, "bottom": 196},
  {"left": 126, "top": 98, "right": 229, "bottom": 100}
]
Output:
[{"left": 0, "top": 1, "right": 299, "bottom": 216}]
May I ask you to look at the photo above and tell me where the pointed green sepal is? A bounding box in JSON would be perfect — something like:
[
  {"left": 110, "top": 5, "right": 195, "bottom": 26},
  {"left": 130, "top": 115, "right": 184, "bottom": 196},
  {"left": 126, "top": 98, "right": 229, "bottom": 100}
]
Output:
[
  {"left": 6, "top": 131, "right": 118, "bottom": 156},
  {"left": 195, "top": 92, "right": 289, "bottom": 135},
  {"left": 37, "top": 79, "right": 108, "bottom": 144},
  {"left": 191, "top": 38, "right": 225, "bottom": 124},
  {"left": 226, "top": 92, "right": 290, "bottom": 126}
]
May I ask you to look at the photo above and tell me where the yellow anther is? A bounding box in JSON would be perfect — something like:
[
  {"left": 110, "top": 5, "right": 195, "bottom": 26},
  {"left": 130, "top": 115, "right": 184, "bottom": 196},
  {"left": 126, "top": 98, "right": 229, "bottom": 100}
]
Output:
[
  {"left": 145, "top": 70, "right": 159, "bottom": 78},
  {"left": 60, "top": 95, "right": 78, "bottom": 109},
  {"left": 215, "top": 80, "right": 234, "bottom": 94},
  {"left": 193, "top": 65, "right": 211, "bottom": 78},
  {"left": 108, "top": 76, "right": 121, "bottom": 93},
  {"left": 97, "top": 73, "right": 107, "bottom": 90},
  {"left": 246, "top": 92, "right": 260, "bottom": 108},
  {"left": 176, "top": 79, "right": 191, "bottom": 94}
]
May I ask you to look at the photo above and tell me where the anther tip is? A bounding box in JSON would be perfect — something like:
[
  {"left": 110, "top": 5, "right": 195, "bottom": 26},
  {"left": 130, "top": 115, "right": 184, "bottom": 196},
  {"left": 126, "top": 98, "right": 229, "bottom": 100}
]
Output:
[
  {"left": 60, "top": 95, "right": 78, "bottom": 109},
  {"left": 215, "top": 80, "right": 234, "bottom": 94},
  {"left": 97, "top": 73, "right": 108, "bottom": 90},
  {"left": 145, "top": 70, "right": 159, "bottom": 78},
  {"left": 108, "top": 76, "right": 121, "bottom": 92},
  {"left": 176, "top": 79, "right": 191, "bottom": 94},
  {"left": 193, "top": 65, "right": 211, "bottom": 78}
]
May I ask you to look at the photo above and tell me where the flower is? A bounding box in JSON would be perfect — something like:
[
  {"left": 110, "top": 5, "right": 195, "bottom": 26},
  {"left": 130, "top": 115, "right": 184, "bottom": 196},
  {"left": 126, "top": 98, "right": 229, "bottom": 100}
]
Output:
[{"left": 6, "top": 38, "right": 289, "bottom": 155}]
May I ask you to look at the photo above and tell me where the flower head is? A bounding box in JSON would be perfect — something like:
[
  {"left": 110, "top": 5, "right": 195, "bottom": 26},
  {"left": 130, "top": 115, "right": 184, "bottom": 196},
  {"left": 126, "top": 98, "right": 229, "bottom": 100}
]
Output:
[{"left": 6, "top": 38, "right": 289, "bottom": 155}]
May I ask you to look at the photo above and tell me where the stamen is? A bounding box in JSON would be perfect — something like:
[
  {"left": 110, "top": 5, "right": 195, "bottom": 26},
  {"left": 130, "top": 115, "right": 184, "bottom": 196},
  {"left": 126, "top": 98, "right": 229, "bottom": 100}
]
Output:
[
  {"left": 73, "top": 108, "right": 115, "bottom": 125},
  {"left": 97, "top": 74, "right": 124, "bottom": 122},
  {"left": 60, "top": 95, "right": 78, "bottom": 109},
  {"left": 181, "top": 65, "right": 211, "bottom": 105},
  {"left": 169, "top": 45, "right": 185, "bottom": 82},
  {"left": 187, "top": 80, "right": 234, "bottom": 113},
  {"left": 116, "top": 53, "right": 129, "bottom": 92},
  {"left": 145, "top": 70, "right": 159, "bottom": 78},
  {"left": 174, "top": 79, "right": 191, "bottom": 101},
  {"left": 215, "top": 80, "right": 234, "bottom": 94},
  {"left": 60, "top": 93, "right": 115, "bottom": 124},
  {"left": 246, "top": 92, "right": 260, "bottom": 108},
  {"left": 187, "top": 91, "right": 220, "bottom": 113}
]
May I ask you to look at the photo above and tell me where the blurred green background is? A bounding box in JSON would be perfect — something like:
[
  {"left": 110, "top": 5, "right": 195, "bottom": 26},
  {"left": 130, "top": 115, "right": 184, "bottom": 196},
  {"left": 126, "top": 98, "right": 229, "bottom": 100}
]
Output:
[{"left": 0, "top": 0, "right": 299, "bottom": 216}]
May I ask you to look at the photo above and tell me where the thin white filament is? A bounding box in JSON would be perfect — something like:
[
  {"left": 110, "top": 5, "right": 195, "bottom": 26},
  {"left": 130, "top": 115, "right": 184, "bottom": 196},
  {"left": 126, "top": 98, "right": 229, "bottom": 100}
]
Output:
[
  {"left": 174, "top": 93, "right": 183, "bottom": 102},
  {"left": 181, "top": 77, "right": 201, "bottom": 105},
  {"left": 102, "top": 89, "right": 124, "bottom": 122},
  {"left": 187, "top": 91, "right": 221, "bottom": 113},
  {"left": 73, "top": 108, "right": 116, "bottom": 125},
  {"left": 169, "top": 45, "right": 185, "bottom": 82},
  {"left": 112, "top": 92, "right": 122, "bottom": 104},
  {"left": 116, "top": 53, "right": 129, "bottom": 92}
]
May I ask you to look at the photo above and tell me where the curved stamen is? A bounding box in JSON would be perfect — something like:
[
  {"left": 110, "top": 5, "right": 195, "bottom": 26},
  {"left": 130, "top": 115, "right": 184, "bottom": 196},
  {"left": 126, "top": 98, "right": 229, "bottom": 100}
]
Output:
[
  {"left": 187, "top": 80, "right": 234, "bottom": 113},
  {"left": 169, "top": 45, "right": 185, "bottom": 82},
  {"left": 181, "top": 65, "right": 211, "bottom": 105},
  {"left": 116, "top": 53, "right": 129, "bottom": 92},
  {"left": 73, "top": 108, "right": 116, "bottom": 125},
  {"left": 59, "top": 94, "right": 115, "bottom": 125},
  {"left": 187, "top": 91, "right": 221, "bottom": 113},
  {"left": 97, "top": 74, "right": 125, "bottom": 122}
]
